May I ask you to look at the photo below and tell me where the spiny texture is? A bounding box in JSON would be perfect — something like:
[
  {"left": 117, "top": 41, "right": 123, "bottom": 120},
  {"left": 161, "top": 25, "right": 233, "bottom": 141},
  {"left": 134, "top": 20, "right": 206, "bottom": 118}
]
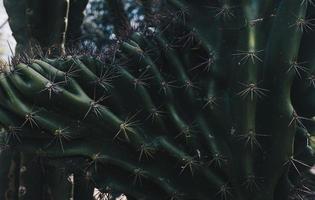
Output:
[{"left": 0, "top": 0, "right": 315, "bottom": 199}]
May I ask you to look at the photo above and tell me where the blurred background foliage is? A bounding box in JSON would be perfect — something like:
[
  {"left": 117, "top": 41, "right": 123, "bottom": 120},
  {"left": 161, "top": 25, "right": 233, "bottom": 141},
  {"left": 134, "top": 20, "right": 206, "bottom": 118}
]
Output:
[{"left": 82, "top": 0, "right": 144, "bottom": 48}]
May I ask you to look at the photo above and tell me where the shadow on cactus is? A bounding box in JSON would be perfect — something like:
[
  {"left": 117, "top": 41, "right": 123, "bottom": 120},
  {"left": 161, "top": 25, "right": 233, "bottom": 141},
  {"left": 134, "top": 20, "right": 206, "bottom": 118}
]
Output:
[{"left": 0, "top": 0, "right": 315, "bottom": 200}]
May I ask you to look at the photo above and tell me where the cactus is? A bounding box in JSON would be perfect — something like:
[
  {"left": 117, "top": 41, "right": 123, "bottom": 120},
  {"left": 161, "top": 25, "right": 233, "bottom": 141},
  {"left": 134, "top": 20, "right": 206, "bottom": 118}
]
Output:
[
  {"left": 1, "top": 0, "right": 315, "bottom": 199},
  {"left": 3, "top": 0, "right": 88, "bottom": 55}
]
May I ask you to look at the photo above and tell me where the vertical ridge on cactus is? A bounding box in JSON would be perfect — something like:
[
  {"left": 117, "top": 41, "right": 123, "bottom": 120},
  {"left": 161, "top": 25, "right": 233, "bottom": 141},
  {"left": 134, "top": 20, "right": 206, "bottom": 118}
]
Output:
[{"left": 0, "top": 0, "right": 314, "bottom": 199}]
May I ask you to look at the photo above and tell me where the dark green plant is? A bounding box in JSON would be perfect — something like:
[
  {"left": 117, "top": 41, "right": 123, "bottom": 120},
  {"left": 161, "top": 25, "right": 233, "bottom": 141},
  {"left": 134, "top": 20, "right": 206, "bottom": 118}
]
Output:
[
  {"left": 4, "top": 0, "right": 88, "bottom": 55},
  {"left": 1, "top": 0, "right": 315, "bottom": 199}
]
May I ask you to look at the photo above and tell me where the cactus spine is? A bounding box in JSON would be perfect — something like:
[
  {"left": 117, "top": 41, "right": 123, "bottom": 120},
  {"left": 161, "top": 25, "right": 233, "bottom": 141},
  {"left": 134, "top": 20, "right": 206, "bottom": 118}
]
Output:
[{"left": 1, "top": 0, "right": 315, "bottom": 199}]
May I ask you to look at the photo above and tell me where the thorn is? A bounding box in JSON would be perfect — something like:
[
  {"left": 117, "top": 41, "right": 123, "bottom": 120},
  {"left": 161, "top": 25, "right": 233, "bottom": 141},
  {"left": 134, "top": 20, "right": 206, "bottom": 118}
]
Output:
[
  {"left": 174, "top": 124, "right": 197, "bottom": 143},
  {"left": 307, "top": 74, "right": 315, "bottom": 87},
  {"left": 179, "top": 156, "right": 199, "bottom": 176},
  {"left": 5, "top": 125, "right": 22, "bottom": 144},
  {"left": 64, "top": 63, "right": 81, "bottom": 82},
  {"left": 205, "top": 4, "right": 236, "bottom": 20},
  {"left": 146, "top": 106, "right": 166, "bottom": 122},
  {"left": 216, "top": 183, "right": 232, "bottom": 200},
  {"left": 87, "top": 153, "right": 105, "bottom": 172},
  {"left": 135, "top": 47, "right": 155, "bottom": 63},
  {"left": 301, "top": 0, "right": 315, "bottom": 6},
  {"left": 169, "top": 191, "right": 185, "bottom": 200},
  {"left": 138, "top": 143, "right": 156, "bottom": 161},
  {"left": 91, "top": 66, "right": 120, "bottom": 92},
  {"left": 83, "top": 95, "right": 110, "bottom": 120},
  {"left": 232, "top": 49, "right": 264, "bottom": 65},
  {"left": 132, "top": 168, "right": 146, "bottom": 186},
  {"left": 247, "top": 18, "right": 264, "bottom": 27},
  {"left": 0, "top": 141, "right": 10, "bottom": 153},
  {"left": 208, "top": 153, "right": 227, "bottom": 168},
  {"left": 182, "top": 79, "right": 200, "bottom": 91},
  {"left": 201, "top": 95, "right": 219, "bottom": 109},
  {"left": 133, "top": 67, "right": 153, "bottom": 89},
  {"left": 113, "top": 111, "right": 140, "bottom": 141},
  {"left": 237, "top": 129, "right": 270, "bottom": 150},
  {"left": 242, "top": 175, "right": 262, "bottom": 192},
  {"left": 21, "top": 110, "right": 40, "bottom": 128},
  {"left": 190, "top": 53, "right": 216, "bottom": 72},
  {"left": 286, "top": 60, "right": 308, "bottom": 78},
  {"left": 288, "top": 110, "right": 310, "bottom": 130},
  {"left": 39, "top": 73, "right": 64, "bottom": 99},
  {"left": 283, "top": 156, "right": 311, "bottom": 176},
  {"left": 176, "top": 28, "right": 198, "bottom": 48},
  {"left": 174, "top": 5, "right": 190, "bottom": 25},
  {"left": 289, "top": 16, "right": 315, "bottom": 32},
  {"left": 237, "top": 82, "right": 269, "bottom": 100},
  {"left": 46, "top": 127, "right": 72, "bottom": 153},
  {"left": 159, "top": 79, "right": 178, "bottom": 95}
]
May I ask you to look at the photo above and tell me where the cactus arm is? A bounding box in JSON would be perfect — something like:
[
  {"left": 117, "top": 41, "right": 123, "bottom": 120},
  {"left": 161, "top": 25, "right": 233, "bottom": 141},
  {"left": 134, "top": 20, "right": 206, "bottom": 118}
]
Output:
[
  {"left": 140, "top": 0, "right": 153, "bottom": 23},
  {"left": 73, "top": 172, "right": 94, "bottom": 200},
  {"left": 43, "top": 164, "right": 72, "bottom": 200},
  {"left": 107, "top": 0, "right": 131, "bottom": 37},
  {"left": 0, "top": 142, "right": 18, "bottom": 200},
  {"left": 66, "top": 0, "right": 89, "bottom": 48},
  {"left": 256, "top": 0, "right": 309, "bottom": 198},
  {"left": 4, "top": 0, "right": 87, "bottom": 55},
  {"left": 17, "top": 153, "right": 44, "bottom": 200},
  {"left": 3, "top": 0, "right": 32, "bottom": 53}
]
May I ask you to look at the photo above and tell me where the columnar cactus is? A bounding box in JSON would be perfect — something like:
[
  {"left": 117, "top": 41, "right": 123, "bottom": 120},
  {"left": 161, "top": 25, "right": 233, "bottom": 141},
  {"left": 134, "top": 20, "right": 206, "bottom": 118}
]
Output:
[
  {"left": 3, "top": 0, "right": 88, "bottom": 54},
  {"left": 0, "top": 0, "right": 315, "bottom": 200}
]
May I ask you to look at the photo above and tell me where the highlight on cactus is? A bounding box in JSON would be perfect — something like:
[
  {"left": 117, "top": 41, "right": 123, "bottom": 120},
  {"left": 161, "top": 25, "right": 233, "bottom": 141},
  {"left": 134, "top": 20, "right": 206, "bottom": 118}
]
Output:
[{"left": 0, "top": 0, "right": 315, "bottom": 199}]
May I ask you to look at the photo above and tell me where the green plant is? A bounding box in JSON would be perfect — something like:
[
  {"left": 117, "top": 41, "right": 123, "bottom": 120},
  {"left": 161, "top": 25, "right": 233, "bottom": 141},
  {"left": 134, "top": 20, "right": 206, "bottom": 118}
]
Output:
[
  {"left": 1, "top": 0, "right": 315, "bottom": 199},
  {"left": 3, "top": 0, "right": 88, "bottom": 54}
]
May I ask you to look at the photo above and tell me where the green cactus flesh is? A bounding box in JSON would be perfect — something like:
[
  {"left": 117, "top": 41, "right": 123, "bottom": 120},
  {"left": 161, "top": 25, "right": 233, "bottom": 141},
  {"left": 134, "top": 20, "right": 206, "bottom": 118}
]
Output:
[
  {"left": 0, "top": 0, "right": 315, "bottom": 199},
  {"left": 3, "top": 0, "right": 88, "bottom": 55}
]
